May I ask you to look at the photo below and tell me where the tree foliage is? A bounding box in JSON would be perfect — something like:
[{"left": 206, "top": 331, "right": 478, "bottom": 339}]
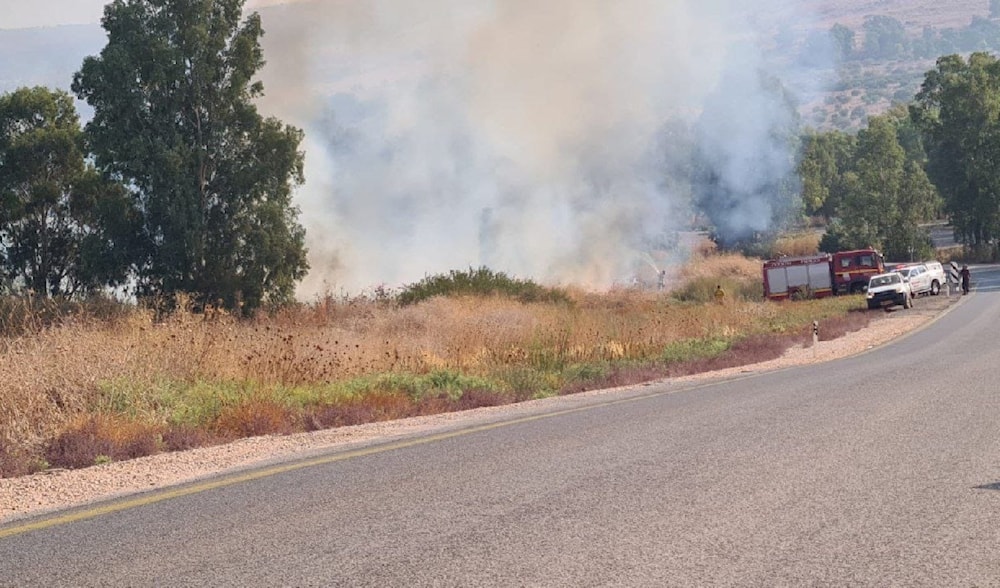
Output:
[
  {"left": 797, "top": 129, "right": 855, "bottom": 219},
  {"left": 862, "top": 15, "right": 909, "bottom": 60},
  {"left": 0, "top": 87, "right": 136, "bottom": 296},
  {"left": 831, "top": 17, "right": 1000, "bottom": 63},
  {"left": 812, "top": 110, "right": 939, "bottom": 261},
  {"left": 912, "top": 52, "right": 1000, "bottom": 256},
  {"left": 72, "top": 0, "right": 308, "bottom": 313},
  {"left": 830, "top": 24, "right": 856, "bottom": 62}
]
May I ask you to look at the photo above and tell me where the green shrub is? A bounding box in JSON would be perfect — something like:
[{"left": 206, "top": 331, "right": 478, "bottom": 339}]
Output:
[
  {"left": 661, "top": 337, "right": 731, "bottom": 364},
  {"left": 398, "top": 267, "right": 570, "bottom": 306},
  {"left": 323, "top": 371, "right": 504, "bottom": 403}
]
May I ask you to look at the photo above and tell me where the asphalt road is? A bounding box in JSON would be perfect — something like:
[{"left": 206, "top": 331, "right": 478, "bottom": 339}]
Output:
[{"left": 2, "top": 268, "right": 1000, "bottom": 586}]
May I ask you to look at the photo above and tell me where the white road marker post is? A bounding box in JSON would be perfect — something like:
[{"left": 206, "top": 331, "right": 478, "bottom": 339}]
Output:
[{"left": 812, "top": 320, "right": 819, "bottom": 357}]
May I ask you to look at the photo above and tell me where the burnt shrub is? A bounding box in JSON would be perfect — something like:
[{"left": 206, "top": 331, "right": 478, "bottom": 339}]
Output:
[
  {"left": 303, "top": 393, "right": 418, "bottom": 431},
  {"left": 670, "top": 333, "right": 794, "bottom": 375},
  {"left": 303, "top": 404, "right": 371, "bottom": 431},
  {"left": 213, "top": 399, "right": 298, "bottom": 440},
  {"left": 414, "top": 394, "right": 455, "bottom": 416},
  {"left": 815, "top": 310, "right": 870, "bottom": 342},
  {"left": 453, "top": 388, "right": 513, "bottom": 410},
  {"left": 559, "top": 364, "right": 672, "bottom": 395},
  {"left": 161, "top": 424, "right": 219, "bottom": 451},
  {"left": 0, "top": 439, "right": 44, "bottom": 478},
  {"left": 413, "top": 388, "right": 515, "bottom": 414},
  {"left": 45, "top": 415, "right": 162, "bottom": 470}
]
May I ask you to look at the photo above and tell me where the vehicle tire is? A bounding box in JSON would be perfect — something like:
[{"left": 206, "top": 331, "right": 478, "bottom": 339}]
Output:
[{"left": 930, "top": 280, "right": 940, "bottom": 296}]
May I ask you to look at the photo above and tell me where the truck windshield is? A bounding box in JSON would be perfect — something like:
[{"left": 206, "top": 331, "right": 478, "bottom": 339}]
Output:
[{"left": 870, "top": 275, "right": 899, "bottom": 287}]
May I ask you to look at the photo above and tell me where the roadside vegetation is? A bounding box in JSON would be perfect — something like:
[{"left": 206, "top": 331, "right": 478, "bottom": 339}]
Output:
[
  {"left": 10, "top": 0, "right": 992, "bottom": 478},
  {"left": 0, "top": 252, "right": 870, "bottom": 478}
]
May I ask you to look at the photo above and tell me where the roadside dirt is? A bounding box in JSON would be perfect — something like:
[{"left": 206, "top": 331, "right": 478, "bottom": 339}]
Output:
[{"left": 0, "top": 291, "right": 964, "bottom": 525}]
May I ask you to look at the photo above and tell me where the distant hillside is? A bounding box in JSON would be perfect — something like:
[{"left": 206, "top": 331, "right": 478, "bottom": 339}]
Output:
[
  {"left": 811, "top": 0, "right": 988, "bottom": 31},
  {"left": 793, "top": 1, "right": 1000, "bottom": 130},
  {"left": 0, "top": 1, "right": 995, "bottom": 131}
]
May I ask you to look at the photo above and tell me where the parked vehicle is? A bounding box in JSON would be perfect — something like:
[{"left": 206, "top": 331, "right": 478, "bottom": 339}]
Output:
[
  {"left": 894, "top": 264, "right": 933, "bottom": 296},
  {"left": 923, "top": 261, "right": 946, "bottom": 295},
  {"left": 891, "top": 262, "right": 945, "bottom": 296},
  {"left": 763, "top": 248, "right": 884, "bottom": 301},
  {"left": 830, "top": 249, "right": 885, "bottom": 294},
  {"left": 866, "top": 272, "right": 913, "bottom": 310},
  {"left": 762, "top": 254, "right": 834, "bottom": 300}
]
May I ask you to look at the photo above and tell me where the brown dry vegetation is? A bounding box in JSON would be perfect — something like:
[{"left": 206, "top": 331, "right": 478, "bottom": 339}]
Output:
[
  {"left": 771, "top": 233, "right": 822, "bottom": 257},
  {"left": 809, "top": 0, "right": 986, "bottom": 32},
  {"left": 0, "top": 254, "right": 868, "bottom": 478}
]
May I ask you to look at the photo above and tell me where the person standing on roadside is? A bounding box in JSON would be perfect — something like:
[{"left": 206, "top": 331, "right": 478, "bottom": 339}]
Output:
[
  {"left": 714, "top": 284, "right": 726, "bottom": 304},
  {"left": 960, "top": 264, "right": 971, "bottom": 294}
]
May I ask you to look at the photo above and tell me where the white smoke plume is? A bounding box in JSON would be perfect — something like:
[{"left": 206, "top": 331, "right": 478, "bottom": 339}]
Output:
[{"left": 251, "top": 0, "right": 829, "bottom": 296}]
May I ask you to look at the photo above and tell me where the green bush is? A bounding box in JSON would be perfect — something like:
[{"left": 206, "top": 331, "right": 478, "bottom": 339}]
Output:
[
  {"left": 329, "top": 371, "right": 504, "bottom": 402},
  {"left": 398, "top": 267, "right": 571, "bottom": 306},
  {"left": 661, "top": 337, "right": 731, "bottom": 364}
]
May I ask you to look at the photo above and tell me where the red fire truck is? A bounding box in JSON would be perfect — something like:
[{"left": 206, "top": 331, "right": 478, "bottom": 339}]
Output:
[{"left": 763, "top": 248, "right": 884, "bottom": 300}]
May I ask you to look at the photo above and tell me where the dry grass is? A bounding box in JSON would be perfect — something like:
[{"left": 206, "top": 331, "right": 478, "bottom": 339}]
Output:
[
  {"left": 771, "top": 233, "right": 822, "bottom": 257},
  {"left": 0, "top": 252, "right": 868, "bottom": 477},
  {"left": 676, "top": 253, "right": 762, "bottom": 283}
]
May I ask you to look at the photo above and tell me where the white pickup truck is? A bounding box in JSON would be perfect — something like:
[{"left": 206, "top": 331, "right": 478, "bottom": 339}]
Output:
[
  {"left": 892, "top": 262, "right": 945, "bottom": 296},
  {"left": 866, "top": 272, "right": 913, "bottom": 310}
]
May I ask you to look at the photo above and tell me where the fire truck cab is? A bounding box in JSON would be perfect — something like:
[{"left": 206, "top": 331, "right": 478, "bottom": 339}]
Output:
[{"left": 831, "top": 249, "right": 884, "bottom": 294}]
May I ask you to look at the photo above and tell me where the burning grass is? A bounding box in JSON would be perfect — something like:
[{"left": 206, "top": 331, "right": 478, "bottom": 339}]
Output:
[{"left": 0, "top": 255, "right": 869, "bottom": 478}]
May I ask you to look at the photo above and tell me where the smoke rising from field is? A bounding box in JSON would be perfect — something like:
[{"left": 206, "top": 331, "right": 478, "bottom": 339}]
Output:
[{"left": 254, "top": 0, "right": 827, "bottom": 295}]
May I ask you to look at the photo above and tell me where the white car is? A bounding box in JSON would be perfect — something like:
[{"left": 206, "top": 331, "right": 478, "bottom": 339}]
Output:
[
  {"left": 866, "top": 272, "right": 913, "bottom": 310},
  {"left": 894, "top": 262, "right": 945, "bottom": 296},
  {"left": 922, "top": 261, "right": 946, "bottom": 295},
  {"left": 894, "top": 264, "right": 933, "bottom": 296}
]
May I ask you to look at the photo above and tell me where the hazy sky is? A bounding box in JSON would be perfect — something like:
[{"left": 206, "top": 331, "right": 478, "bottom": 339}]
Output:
[
  {"left": 0, "top": 0, "right": 826, "bottom": 295},
  {"left": 0, "top": 0, "right": 291, "bottom": 29},
  {"left": 0, "top": 1, "right": 105, "bottom": 28}
]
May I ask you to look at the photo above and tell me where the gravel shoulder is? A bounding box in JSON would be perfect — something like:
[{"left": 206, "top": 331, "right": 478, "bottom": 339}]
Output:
[{"left": 0, "top": 293, "right": 964, "bottom": 525}]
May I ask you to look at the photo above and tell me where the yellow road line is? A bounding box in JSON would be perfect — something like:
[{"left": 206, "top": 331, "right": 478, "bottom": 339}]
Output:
[
  {"left": 1, "top": 386, "right": 701, "bottom": 540},
  {"left": 13, "top": 300, "right": 959, "bottom": 544}
]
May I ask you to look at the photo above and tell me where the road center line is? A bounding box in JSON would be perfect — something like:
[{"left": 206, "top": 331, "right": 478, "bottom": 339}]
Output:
[
  {"left": 4, "top": 293, "right": 967, "bottom": 541},
  {"left": 0, "top": 381, "right": 725, "bottom": 540}
]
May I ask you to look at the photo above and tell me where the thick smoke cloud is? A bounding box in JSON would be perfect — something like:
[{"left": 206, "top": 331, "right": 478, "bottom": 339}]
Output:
[
  {"left": 253, "top": 0, "right": 827, "bottom": 295},
  {"left": 692, "top": 47, "right": 804, "bottom": 248}
]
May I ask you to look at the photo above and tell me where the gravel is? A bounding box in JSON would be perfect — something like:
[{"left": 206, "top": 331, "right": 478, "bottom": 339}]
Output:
[{"left": 0, "top": 295, "right": 960, "bottom": 524}]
